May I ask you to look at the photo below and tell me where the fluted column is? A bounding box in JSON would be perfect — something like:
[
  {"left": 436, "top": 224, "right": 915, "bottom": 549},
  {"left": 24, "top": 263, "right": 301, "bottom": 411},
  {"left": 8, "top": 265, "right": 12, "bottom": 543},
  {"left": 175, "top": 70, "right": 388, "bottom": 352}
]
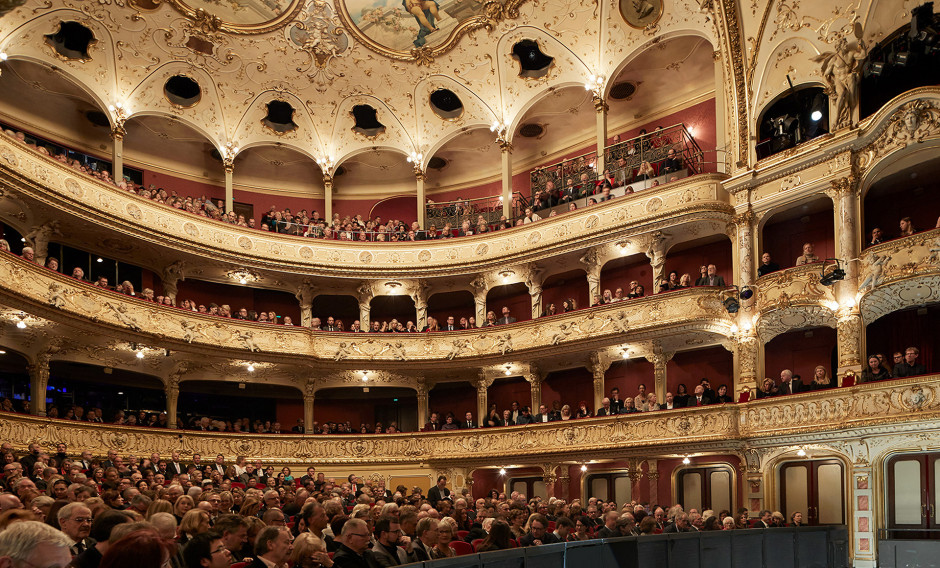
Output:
[
  {"left": 541, "top": 464, "right": 558, "bottom": 499},
  {"left": 645, "top": 231, "right": 670, "bottom": 291},
  {"left": 525, "top": 264, "right": 544, "bottom": 320},
  {"left": 837, "top": 310, "right": 864, "bottom": 383},
  {"left": 224, "top": 159, "right": 234, "bottom": 213},
  {"left": 165, "top": 377, "right": 180, "bottom": 429},
  {"left": 831, "top": 175, "right": 862, "bottom": 295},
  {"left": 732, "top": 210, "right": 756, "bottom": 290},
  {"left": 111, "top": 125, "right": 125, "bottom": 182},
  {"left": 295, "top": 279, "right": 314, "bottom": 328},
  {"left": 524, "top": 368, "right": 542, "bottom": 413},
  {"left": 475, "top": 374, "right": 492, "bottom": 427},
  {"left": 304, "top": 380, "right": 316, "bottom": 432},
  {"left": 732, "top": 331, "right": 759, "bottom": 397},
  {"left": 416, "top": 170, "right": 427, "bottom": 229},
  {"left": 594, "top": 95, "right": 608, "bottom": 174},
  {"left": 27, "top": 355, "right": 50, "bottom": 416},
  {"left": 499, "top": 142, "right": 512, "bottom": 218},
  {"left": 416, "top": 380, "right": 429, "bottom": 429}
]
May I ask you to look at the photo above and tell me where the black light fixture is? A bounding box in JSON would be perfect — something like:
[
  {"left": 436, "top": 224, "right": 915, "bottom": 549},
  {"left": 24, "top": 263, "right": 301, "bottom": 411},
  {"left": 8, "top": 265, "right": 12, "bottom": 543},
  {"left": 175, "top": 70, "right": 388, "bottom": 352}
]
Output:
[
  {"left": 819, "top": 259, "right": 846, "bottom": 286},
  {"left": 721, "top": 285, "right": 755, "bottom": 314},
  {"left": 723, "top": 295, "right": 740, "bottom": 314}
]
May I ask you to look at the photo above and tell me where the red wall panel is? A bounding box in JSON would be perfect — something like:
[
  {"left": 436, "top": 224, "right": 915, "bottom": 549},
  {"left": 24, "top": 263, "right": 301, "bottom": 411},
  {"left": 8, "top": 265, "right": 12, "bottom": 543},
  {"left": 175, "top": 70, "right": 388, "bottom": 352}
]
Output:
[
  {"left": 487, "top": 377, "right": 531, "bottom": 412},
  {"left": 664, "top": 239, "right": 733, "bottom": 288},
  {"left": 865, "top": 183, "right": 940, "bottom": 244},
  {"left": 763, "top": 327, "right": 838, "bottom": 386},
  {"left": 666, "top": 346, "right": 734, "bottom": 395},
  {"left": 542, "top": 270, "right": 589, "bottom": 313},
  {"left": 171, "top": 279, "right": 301, "bottom": 322},
  {"left": 761, "top": 208, "right": 835, "bottom": 271},
  {"left": 143, "top": 171, "right": 224, "bottom": 201},
  {"left": 486, "top": 283, "right": 531, "bottom": 323},
  {"left": 276, "top": 400, "right": 304, "bottom": 429},
  {"left": 427, "top": 290, "right": 475, "bottom": 326},
  {"left": 866, "top": 305, "right": 939, "bottom": 374},
  {"left": 605, "top": 359, "right": 655, "bottom": 400},
  {"left": 542, "top": 368, "right": 594, "bottom": 411},
  {"left": 601, "top": 253, "right": 653, "bottom": 298},
  {"left": 232, "top": 189, "right": 323, "bottom": 223},
  {"left": 428, "top": 382, "right": 477, "bottom": 421},
  {"left": 370, "top": 195, "right": 418, "bottom": 223}
]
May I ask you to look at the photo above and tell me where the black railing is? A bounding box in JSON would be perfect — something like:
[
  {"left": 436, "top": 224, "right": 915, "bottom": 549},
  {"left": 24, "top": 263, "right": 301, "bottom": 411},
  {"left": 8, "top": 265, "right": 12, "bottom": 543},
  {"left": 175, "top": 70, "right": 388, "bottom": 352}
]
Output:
[{"left": 404, "top": 525, "right": 849, "bottom": 568}]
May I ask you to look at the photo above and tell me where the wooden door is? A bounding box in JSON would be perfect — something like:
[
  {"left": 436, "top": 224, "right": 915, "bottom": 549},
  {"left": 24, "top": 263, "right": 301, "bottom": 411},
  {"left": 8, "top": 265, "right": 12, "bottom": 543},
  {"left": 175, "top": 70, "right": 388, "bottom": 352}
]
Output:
[{"left": 780, "top": 459, "right": 845, "bottom": 525}]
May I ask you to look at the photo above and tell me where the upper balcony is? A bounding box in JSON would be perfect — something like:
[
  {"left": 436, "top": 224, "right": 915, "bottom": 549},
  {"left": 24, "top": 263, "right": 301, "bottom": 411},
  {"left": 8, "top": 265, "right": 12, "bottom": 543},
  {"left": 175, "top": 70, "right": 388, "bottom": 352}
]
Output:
[{"left": 0, "top": 133, "right": 732, "bottom": 279}]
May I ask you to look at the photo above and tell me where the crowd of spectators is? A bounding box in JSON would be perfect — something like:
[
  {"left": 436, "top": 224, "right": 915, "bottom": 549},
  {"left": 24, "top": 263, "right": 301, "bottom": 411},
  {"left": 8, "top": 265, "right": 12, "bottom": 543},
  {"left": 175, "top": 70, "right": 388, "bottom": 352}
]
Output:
[{"left": 0, "top": 442, "right": 808, "bottom": 568}]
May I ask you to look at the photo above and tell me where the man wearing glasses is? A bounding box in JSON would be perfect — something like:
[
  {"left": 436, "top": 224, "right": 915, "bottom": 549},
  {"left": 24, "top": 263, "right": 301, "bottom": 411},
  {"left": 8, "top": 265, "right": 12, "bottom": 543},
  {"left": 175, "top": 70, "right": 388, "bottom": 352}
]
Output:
[
  {"left": 56, "top": 503, "right": 94, "bottom": 556},
  {"left": 370, "top": 515, "right": 408, "bottom": 566},
  {"left": 332, "top": 519, "right": 375, "bottom": 568}
]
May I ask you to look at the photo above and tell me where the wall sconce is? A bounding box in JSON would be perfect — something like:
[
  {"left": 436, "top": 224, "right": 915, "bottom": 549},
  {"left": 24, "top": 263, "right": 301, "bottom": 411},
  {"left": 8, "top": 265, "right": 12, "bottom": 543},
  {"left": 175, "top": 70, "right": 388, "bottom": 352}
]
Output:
[
  {"left": 228, "top": 268, "right": 260, "bottom": 285},
  {"left": 584, "top": 74, "right": 605, "bottom": 97},
  {"left": 384, "top": 281, "right": 402, "bottom": 293},
  {"left": 499, "top": 270, "right": 514, "bottom": 281},
  {"left": 247, "top": 363, "right": 255, "bottom": 372},
  {"left": 504, "top": 365, "right": 512, "bottom": 376},
  {"left": 222, "top": 141, "right": 240, "bottom": 161},
  {"left": 682, "top": 456, "right": 691, "bottom": 465},
  {"left": 316, "top": 155, "right": 335, "bottom": 173}
]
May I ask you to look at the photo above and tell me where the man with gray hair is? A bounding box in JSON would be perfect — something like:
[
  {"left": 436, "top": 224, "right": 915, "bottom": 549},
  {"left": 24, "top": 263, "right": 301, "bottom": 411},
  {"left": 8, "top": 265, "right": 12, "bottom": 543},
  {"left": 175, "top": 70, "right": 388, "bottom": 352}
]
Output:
[
  {"left": 250, "top": 526, "right": 292, "bottom": 568},
  {"left": 0, "top": 521, "right": 72, "bottom": 568},
  {"left": 57, "top": 502, "right": 94, "bottom": 556},
  {"left": 332, "top": 518, "right": 375, "bottom": 567}
]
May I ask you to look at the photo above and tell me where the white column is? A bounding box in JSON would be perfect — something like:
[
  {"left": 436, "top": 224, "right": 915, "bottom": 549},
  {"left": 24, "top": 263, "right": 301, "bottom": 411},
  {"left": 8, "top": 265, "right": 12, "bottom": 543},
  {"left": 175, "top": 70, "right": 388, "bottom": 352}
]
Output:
[
  {"left": 303, "top": 387, "right": 315, "bottom": 433},
  {"left": 475, "top": 374, "right": 491, "bottom": 427},
  {"left": 594, "top": 96, "right": 608, "bottom": 174},
  {"left": 224, "top": 160, "right": 234, "bottom": 213},
  {"left": 27, "top": 355, "right": 50, "bottom": 417},
  {"left": 525, "top": 369, "right": 542, "bottom": 414},
  {"left": 416, "top": 171, "right": 427, "bottom": 229},
  {"left": 713, "top": 53, "right": 727, "bottom": 173},
  {"left": 324, "top": 174, "right": 333, "bottom": 222},
  {"left": 500, "top": 144, "right": 512, "bottom": 218},
  {"left": 417, "top": 381, "right": 429, "bottom": 430},
  {"left": 111, "top": 126, "right": 125, "bottom": 182},
  {"left": 166, "top": 379, "right": 180, "bottom": 429}
]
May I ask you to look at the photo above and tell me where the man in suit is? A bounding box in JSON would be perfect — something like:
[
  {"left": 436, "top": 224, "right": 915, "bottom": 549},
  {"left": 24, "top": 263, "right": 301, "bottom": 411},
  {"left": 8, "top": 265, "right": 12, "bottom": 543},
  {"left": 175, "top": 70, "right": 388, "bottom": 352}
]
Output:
[
  {"left": 694, "top": 264, "right": 726, "bottom": 286},
  {"left": 547, "top": 402, "right": 563, "bottom": 421},
  {"left": 533, "top": 404, "right": 552, "bottom": 423},
  {"left": 518, "top": 515, "right": 559, "bottom": 547},
  {"left": 291, "top": 419, "right": 305, "bottom": 433},
  {"left": 323, "top": 316, "right": 340, "bottom": 331},
  {"left": 58, "top": 502, "right": 95, "bottom": 557},
  {"left": 659, "top": 392, "right": 679, "bottom": 410},
  {"left": 371, "top": 515, "right": 409, "bottom": 566},
  {"left": 778, "top": 369, "right": 804, "bottom": 395},
  {"left": 462, "top": 412, "right": 477, "bottom": 429},
  {"left": 509, "top": 400, "right": 522, "bottom": 423},
  {"left": 166, "top": 452, "right": 185, "bottom": 478},
  {"left": 427, "top": 475, "right": 451, "bottom": 509},
  {"left": 690, "top": 384, "right": 712, "bottom": 406},
  {"left": 893, "top": 346, "right": 927, "bottom": 377},
  {"left": 609, "top": 388, "right": 624, "bottom": 414},
  {"left": 751, "top": 510, "right": 773, "bottom": 529},
  {"left": 595, "top": 511, "right": 620, "bottom": 539},
  {"left": 595, "top": 398, "right": 613, "bottom": 416},
  {"left": 77, "top": 450, "right": 94, "bottom": 471},
  {"left": 496, "top": 306, "right": 517, "bottom": 325},
  {"left": 248, "top": 526, "right": 292, "bottom": 568},
  {"left": 408, "top": 518, "right": 439, "bottom": 562},
  {"left": 210, "top": 454, "right": 226, "bottom": 477},
  {"left": 443, "top": 316, "right": 457, "bottom": 331},
  {"left": 663, "top": 512, "right": 694, "bottom": 533},
  {"left": 423, "top": 412, "right": 441, "bottom": 431},
  {"left": 99, "top": 450, "right": 118, "bottom": 472}
]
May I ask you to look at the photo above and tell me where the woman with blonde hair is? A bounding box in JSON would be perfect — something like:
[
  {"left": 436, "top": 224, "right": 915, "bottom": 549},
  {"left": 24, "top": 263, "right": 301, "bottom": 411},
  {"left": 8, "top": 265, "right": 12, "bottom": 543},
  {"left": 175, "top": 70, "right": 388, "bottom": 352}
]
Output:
[
  {"left": 432, "top": 517, "right": 457, "bottom": 559},
  {"left": 146, "top": 499, "right": 174, "bottom": 519},
  {"left": 174, "top": 495, "right": 194, "bottom": 520},
  {"left": 178, "top": 509, "right": 210, "bottom": 544},
  {"left": 811, "top": 365, "right": 833, "bottom": 390},
  {"left": 239, "top": 496, "right": 262, "bottom": 518}
]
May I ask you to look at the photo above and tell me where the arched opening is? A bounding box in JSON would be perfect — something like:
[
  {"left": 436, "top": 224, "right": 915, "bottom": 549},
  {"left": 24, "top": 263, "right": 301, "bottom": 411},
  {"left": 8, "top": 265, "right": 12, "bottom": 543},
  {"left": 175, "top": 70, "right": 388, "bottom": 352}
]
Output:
[
  {"left": 423, "top": 127, "right": 503, "bottom": 222},
  {"left": 312, "top": 295, "right": 360, "bottom": 328},
  {"left": 47, "top": 361, "right": 165, "bottom": 424},
  {"left": 232, "top": 145, "right": 324, "bottom": 227},
  {"left": 755, "top": 86, "right": 829, "bottom": 160},
  {"left": 332, "top": 149, "right": 416, "bottom": 222},
  {"left": 760, "top": 196, "right": 834, "bottom": 273},
  {"left": 123, "top": 115, "right": 223, "bottom": 196},
  {"left": 428, "top": 381, "right": 476, "bottom": 425},
  {"left": 314, "top": 386, "right": 417, "bottom": 433},
  {"left": 763, "top": 326, "right": 838, "bottom": 391},
  {"left": 0, "top": 60, "right": 113, "bottom": 172},
  {"left": 601, "top": 252, "right": 652, "bottom": 301},
  {"left": 485, "top": 282, "right": 530, "bottom": 323},
  {"left": 541, "top": 269, "right": 588, "bottom": 315},
  {"left": 860, "top": 9, "right": 940, "bottom": 120},
  {"left": 863, "top": 156, "right": 940, "bottom": 248},
  {"left": 427, "top": 290, "right": 474, "bottom": 328},
  {"left": 370, "top": 294, "right": 417, "bottom": 329},
  {"left": 173, "top": 279, "right": 300, "bottom": 324},
  {"left": 866, "top": 302, "right": 939, "bottom": 376},
  {"left": 604, "top": 358, "right": 654, "bottom": 409},
  {"left": 177, "top": 380, "right": 298, "bottom": 431}
]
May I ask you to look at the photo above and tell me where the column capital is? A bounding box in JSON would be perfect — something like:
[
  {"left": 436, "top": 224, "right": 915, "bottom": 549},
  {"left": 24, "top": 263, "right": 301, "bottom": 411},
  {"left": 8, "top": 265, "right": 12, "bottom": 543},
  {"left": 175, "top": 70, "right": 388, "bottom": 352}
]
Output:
[
  {"left": 497, "top": 139, "right": 512, "bottom": 153},
  {"left": 110, "top": 124, "right": 126, "bottom": 141},
  {"left": 223, "top": 158, "right": 234, "bottom": 174},
  {"left": 592, "top": 94, "right": 608, "bottom": 113},
  {"left": 413, "top": 166, "right": 426, "bottom": 180}
]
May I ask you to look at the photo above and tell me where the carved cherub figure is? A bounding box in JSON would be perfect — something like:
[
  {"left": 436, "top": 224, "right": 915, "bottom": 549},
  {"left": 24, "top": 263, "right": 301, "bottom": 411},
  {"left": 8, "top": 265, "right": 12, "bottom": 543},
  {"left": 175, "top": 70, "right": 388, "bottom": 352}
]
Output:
[{"left": 47, "top": 282, "right": 67, "bottom": 308}]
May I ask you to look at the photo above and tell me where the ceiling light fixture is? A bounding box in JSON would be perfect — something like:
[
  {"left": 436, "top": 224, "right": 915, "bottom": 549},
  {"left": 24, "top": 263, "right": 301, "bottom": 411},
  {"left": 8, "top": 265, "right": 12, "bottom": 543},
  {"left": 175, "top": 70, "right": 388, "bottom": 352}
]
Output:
[
  {"left": 96, "top": 257, "right": 103, "bottom": 263},
  {"left": 498, "top": 468, "right": 507, "bottom": 475},
  {"left": 362, "top": 371, "right": 369, "bottom": 382},
  {"left": 15, "top": 313, "right": 27, "bottom": 329},
  {"left": 797, "top": 448, "right": 807, "bottom": 457},
  {"left": 580, "top": 464, "right": 588, "bottom": 472},
  {"left": 682, "top": 456, "right": 691, "bottom": 465},
  {"left": 136, "top": 350, "right": 144, "bottom": 359},
  {"left": 247, "top": 363, "right": 255, "bottom": 372},
  {"left": 0, "top": 53, "right": 7, "bottom": 61},
  {"left": 406, "top": 151, "right": 423, "bottom": 164},
  {"left": 227, "top": 268, "right": 260, "bottom": 285},
  {"left": 316, "top": 155, "right": 335, "bottom": 173},
  {"left": 504, "top": 364, "right": 512, "bottom": 376}
]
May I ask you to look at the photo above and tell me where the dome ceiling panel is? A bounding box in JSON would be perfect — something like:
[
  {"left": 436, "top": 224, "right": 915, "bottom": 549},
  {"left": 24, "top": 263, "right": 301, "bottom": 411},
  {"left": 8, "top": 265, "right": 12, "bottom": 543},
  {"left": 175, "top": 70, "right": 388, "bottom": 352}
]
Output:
[
  {"left": 333, "top": 148, "right": 416, "bottom": 196},
  {"left": 231, "top": 144, "right": 324, "bottom": 195},
  {"left": 123, "top": 114, "right": 225, "bottom": 179},
  {"left": 331, "top": 96, "right": 413, "bottom": 164},
  {"left": 511, "top": 86, "right": 594, "bottom": 165},
  {"left": 424, "top": 127, "right": 501, "bottom": 190}
]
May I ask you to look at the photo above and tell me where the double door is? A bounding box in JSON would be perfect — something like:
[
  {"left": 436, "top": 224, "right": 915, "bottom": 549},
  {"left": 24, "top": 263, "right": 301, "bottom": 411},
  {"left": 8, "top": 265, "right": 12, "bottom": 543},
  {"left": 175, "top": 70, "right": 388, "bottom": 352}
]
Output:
[
  {"left": 886, "top": 452, "right": 940, "bottom": 539},
  {"left": 780, "top": 459, "right": 845, "bottom": 525}
]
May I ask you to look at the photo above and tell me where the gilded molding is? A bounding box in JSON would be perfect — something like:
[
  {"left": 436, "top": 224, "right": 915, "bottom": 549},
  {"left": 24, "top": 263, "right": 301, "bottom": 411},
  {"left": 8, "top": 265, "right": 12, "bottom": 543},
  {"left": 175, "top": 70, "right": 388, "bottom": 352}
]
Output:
[
  {"left": 0, "top": 253, "right": 733, "bottom": 363},
  {"left": 3, "top": 375, "right": 939, "bottom": 465},
  {"left": 858, "top": 229, "right": 940, "bottom": 324}
]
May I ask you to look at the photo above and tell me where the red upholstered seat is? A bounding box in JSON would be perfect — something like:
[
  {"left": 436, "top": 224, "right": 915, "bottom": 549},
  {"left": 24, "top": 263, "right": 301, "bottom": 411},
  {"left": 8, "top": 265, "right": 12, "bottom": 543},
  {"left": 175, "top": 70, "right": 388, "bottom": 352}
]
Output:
[
  {"left": 456, "top": 530, "right": 469, "bottom": 540},
  {"left": 471, "top": 538, "right": 484, "bottom": 551},
  {"left": 450, "top": 541, "right": 474, "bottom": 556}
]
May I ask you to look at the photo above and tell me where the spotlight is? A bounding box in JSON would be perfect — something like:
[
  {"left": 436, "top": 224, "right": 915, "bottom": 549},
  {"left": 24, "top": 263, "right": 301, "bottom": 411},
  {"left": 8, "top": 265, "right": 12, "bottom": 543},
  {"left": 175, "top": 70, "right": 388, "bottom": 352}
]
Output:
[
  {"left": 895, "top": 51, "right": 910, "bottom": 66},
  {"left": 867, "top": 61, "right": 885, "bottom": 77},
  {"left": 819, "top": 259, "right": 846, "bottom": 286},
  {"left": 498, "top": 468, "right": 507, "bottom": 475},
  {"left": 723, "top": 296, "right": 740, "bottom": 314},
  {"left": 247, "top": 364, "right": 255, "bottom": 372},
  {"left": 0, "top": 350, "right": 6, "bottom": 354},
  {"left": 740, "top": 286, "right": 754, "bottom": 301},
  {"left": 136, "top": 351, "right": 144, "bottom": 359},
  {"left": 810, "top": 110, "right": 823, "bottom": 121}
]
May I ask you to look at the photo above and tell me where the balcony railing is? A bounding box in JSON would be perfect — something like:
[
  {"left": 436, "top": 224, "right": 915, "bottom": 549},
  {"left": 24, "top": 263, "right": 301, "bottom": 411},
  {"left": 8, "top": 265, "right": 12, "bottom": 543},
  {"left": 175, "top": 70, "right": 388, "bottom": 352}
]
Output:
[
  {"left": 424, "top": 192, "right": 528, "bottom": 232},
  {"left": 529, "top": 124, "right": 705, "bottom": 195}
]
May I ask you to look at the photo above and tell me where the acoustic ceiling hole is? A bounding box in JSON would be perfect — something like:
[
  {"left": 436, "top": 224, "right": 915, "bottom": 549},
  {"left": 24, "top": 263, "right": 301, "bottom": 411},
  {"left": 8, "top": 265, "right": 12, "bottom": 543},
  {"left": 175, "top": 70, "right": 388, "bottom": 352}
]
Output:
[
  {"left": 44, "top": 21, "right": 95, "bottom": 60},
  {"left": 164, "top": 75, "right": 202, "bottom": 107},
  {"left": 429, "top": 89, "right": 463, "bottom": 119},
  {"left": 263, "top": 100, "right": 298, "bottom": 133},
  {"left": 512, "top": 40, "right": 554, "bottom": 78},
  {"left": 351, "top": 104, "right": 385, "bottom": 137}
]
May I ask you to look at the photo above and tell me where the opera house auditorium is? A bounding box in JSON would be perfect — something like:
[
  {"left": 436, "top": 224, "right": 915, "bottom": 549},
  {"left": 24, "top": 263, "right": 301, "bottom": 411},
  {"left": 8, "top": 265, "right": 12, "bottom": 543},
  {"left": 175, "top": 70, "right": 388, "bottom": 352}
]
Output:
[{"left": 0, "top": 0, "right": 937, "bottom": 564}]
